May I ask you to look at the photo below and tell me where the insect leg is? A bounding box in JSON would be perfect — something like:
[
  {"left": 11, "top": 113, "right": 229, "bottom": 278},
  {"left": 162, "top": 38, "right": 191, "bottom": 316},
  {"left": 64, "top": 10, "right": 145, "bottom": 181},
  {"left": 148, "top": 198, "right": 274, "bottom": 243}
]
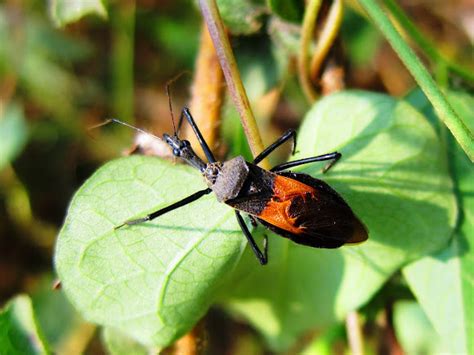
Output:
[
  {"left": 248, "top": 215, "right": 259, "bottom": 227},
  {"left": 253, "top": 129, "right": 296, "bottom": 165},
  {"left": 115, "top": 188, "right": 212, "bottom": 228},
  {"left": 271, "top": 152, "right": 341, "bottom": 173},
  {"left": 179, "top": 107, "right": 216, "bottom": 163},
  {"left": 235, "top": 211, "right": 268, "bottom": 265}
]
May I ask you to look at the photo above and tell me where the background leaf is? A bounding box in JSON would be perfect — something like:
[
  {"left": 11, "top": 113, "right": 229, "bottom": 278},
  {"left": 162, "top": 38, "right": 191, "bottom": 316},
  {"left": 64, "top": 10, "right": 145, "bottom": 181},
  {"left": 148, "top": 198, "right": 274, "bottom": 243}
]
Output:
[
  {"left": 222, "top": 90, "right": 457, "bottom": 349},
  {"left": 267, "top": 0, "right": 304, "bottom": 23},
  {"left": 0, "top": 295, "right": 50, "bottom": 354},
  {"left": 402, "top": 89, "right": 474, "bottom": 354},
  {"left": 49, "top": 0, "right": 107, "bottom": 27},
  {"left": 215, "top": 0, "right": 265, "bottom": 35},
  {"left": 0, "top": 103, "right": 27, "bottom": 170},
  {"left": 393, "top": 300, "right": 443, "bottom": 354},
  {"left": 102, "top": 327, "right": 151, "bottom": 355},
  {"left": 55, "top": 156, "right": 246, "bottom": 347},
  {"left": 31, "top": 276, "right": 86, "bottom": 353}
]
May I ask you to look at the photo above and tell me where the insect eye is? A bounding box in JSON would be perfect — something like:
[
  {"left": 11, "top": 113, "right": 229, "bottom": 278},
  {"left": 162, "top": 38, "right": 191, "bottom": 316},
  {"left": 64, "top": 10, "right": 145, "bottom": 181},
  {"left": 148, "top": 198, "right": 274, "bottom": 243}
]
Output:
[{"left": 173, "top": 148, "right": 181, "bottom": 156}]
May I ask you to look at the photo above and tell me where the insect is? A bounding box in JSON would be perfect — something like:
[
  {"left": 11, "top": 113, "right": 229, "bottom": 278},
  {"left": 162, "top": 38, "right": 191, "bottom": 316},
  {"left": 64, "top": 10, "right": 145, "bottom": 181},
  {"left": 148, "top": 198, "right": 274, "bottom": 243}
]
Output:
[{"left": 109, "top": 107, "right": 368, "bottom": 265}]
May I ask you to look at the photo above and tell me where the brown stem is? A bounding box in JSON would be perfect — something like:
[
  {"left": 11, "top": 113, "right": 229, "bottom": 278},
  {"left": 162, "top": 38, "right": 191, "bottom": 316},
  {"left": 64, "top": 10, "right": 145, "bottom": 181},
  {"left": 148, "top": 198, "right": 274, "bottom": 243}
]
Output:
[
  {"left": 185, "top": 23, "right": 225, "bottom": 160},
  {"left": 309, "top": 0, "right": 344, "bottom": 83}
]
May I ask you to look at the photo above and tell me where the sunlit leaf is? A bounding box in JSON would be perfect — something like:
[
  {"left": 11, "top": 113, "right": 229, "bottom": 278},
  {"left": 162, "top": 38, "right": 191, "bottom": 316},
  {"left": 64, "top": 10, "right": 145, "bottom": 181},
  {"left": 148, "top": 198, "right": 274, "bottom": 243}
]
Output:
[
  {"left": 393, "top": 300, "right": 443, "bottom": 354},
  {"left": 403, "top": 89, "right": 474, "bottom": 354},
  {"left": 222, "top": 90, "right": 456, "bottom": 349},
  {"left": 55, "top": 156, "right": 246, "bottom": 347}
]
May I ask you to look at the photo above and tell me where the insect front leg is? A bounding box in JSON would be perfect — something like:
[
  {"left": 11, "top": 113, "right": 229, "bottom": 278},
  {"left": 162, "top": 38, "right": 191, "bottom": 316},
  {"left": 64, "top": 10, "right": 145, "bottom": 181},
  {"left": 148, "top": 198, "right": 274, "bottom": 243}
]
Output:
[
  {"left": 179, "top": 107, "right": 216, "bottom": 163},
  {"left": 253, "top": 129, "right": 297, "bottom": 165},
  {"left": 270, "top": 152, "right": 341, "bottom": 173},
  {"left": 235, "top": 211, "right": 268, "bottom": 265},
  {"left": 115, "top": 188, "right": 212, "bottom": 228}
]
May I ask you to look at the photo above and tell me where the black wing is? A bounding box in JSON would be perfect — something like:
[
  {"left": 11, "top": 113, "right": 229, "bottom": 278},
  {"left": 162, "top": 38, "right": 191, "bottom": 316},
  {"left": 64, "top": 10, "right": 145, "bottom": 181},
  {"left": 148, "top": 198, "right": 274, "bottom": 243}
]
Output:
[{"left": 257, "top": 171, "right": 368, "bottom": 248}]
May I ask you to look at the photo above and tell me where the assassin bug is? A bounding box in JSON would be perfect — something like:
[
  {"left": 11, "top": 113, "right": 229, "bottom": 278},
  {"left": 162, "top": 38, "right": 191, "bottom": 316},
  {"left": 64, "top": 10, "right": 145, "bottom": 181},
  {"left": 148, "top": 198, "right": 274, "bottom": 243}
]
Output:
[{"left": 108, "top": 107, "right": 368, "bottom": 265}]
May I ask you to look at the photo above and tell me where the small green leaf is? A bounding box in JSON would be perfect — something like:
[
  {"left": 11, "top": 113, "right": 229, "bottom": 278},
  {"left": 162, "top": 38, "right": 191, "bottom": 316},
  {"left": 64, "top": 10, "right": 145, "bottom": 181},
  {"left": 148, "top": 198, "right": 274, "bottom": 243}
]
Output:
[
  {"left": 31, "top": 276, "right": 82, "bottom": 349},
  {"left": 403, "top": 89, "right": 474, "bottom": 354},
  {"left": 341, "top": 8, "right": 383, "bottom": 66},
  {"left": 102, "top": 327, "right": 152, "bottom": 355},
  {"left": 49, "top": 0, "right": 107, "bottom": 27},
  {"left": 0, "top": 295, "right": 50, "bottom": 354},
  {"left": 216, "top": 0, "right": 265, "bottom": 35},
  {"left": 223, "top": 90, "right": 456, "bottom": 349},
  {"left": 268, "top": 0, "right": 304, "bottom": 23},
  {"left": 55, "top": 156, "right": 246, "bottom": 347},
  {"left": 0, "top": 103, "right": 27, "bottom": 170},
  {"left": 393, "top": 300, "right": 443, "bottom": 354}
]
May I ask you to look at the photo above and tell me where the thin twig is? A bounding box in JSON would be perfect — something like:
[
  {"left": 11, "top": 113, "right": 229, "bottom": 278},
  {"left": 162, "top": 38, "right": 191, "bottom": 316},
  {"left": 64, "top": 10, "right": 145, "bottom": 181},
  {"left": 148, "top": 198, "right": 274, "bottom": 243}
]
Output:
[
  {"left": 357, "top": 0, "right": 474, "bottom": 161},
  {"left": 382, "top": 0, "right": 474, "bottom": 82},
  {"left": 198, "top": 0, "right": 268, "bottom": 167},
  {"left": 309, "top": 0, "right": 344, "bottom": 83},
  {"left": 298, "top": 0, "right": 323, "bottom": 103},
  {"left": 346, "top": 310, "right": 364, "bottom": 355}
]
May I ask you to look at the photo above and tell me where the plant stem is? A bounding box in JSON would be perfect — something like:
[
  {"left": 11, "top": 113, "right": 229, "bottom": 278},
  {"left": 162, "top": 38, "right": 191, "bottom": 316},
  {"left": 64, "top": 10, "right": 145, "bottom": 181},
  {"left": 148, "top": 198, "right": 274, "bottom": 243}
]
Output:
[
  {"left": 187, "top": 24, "right": 225, "bottom": 160},
  {"left": 309, "top": 0, "right": 344, "bottom": 83},
  {"left": 346, "top": 311, "right": 364, "bottom": 355},
  {"left": 111, "top": 0, "right": 135, "bottom": 122},
  {"left": 298, "top": 0, "right": 323, "bottom": 102},
  {"left": 357, "top": 0, "right": 474, "bottom": 161},
  {"left": 382, "top": 0, "right": 474, "bottom": 83},
  {"left": 198, "top": 0, "right": 267, "bottom": 167}
]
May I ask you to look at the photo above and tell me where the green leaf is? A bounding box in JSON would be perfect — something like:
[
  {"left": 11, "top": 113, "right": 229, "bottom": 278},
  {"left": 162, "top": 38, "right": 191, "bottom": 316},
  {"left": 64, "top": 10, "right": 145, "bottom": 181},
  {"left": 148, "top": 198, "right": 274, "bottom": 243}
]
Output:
[
  {"left": 216, "top": 0, "right": 265, "bottom": 35},
  {"left": 31, "top": 276, "right": 83, "bottom": 350},
  {"left": 222, "top": 90, "right": 457, "bottom": 350},
  {"left": 102, "top": 327, "right": 152, "bottom": 355},
  {"left": 0, "top": 295, "right": 50, "bottom": 354},
  {"left": 405, "top": 88, "right": 474, "bottom": 136},
  {"left": 393, "top": 300, "right": 443, "bottom": 354},
  {"left": 0, "top": 103, "right": 27, "bottom": 170},
  {"left": 341, "top": 7, "right": 383, "bottom": 67},
  {"left": 268, "top": 0, "right": 304, "bottom": 23},
  {"left": 49, "top": 0, "right": 107, "bottom": 27},
  {"left": 55, "top": 156, "right": 246, "bottom": 347},
  {"left": 402, "top": 90, "right": 474, "bottom": 354},
  {"left": 300, "top": 325, "right": 345, "bottom": 355}
]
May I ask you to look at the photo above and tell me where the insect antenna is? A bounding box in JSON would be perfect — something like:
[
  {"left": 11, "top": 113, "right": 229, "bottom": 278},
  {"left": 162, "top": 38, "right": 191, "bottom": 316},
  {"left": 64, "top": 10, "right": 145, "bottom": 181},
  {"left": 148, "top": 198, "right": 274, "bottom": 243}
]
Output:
[
  {"left": 165, "top": 80, "right": 177, "bottom": 136},
  {"left": 165, "top": 71, "right": 191, "bottom": 136},
  {"left": 88, "top": 118, "right": 163, "bottom": 142}
]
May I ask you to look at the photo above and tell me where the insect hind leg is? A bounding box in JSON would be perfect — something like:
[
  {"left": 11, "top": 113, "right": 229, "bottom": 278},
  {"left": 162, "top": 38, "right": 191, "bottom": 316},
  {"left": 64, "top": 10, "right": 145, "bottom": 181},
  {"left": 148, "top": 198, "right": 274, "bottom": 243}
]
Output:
[
  {"left": 235, "top": 211, "right": 268, "bottom": 265},
  {"left": 115, "top": 188, "right": 212, "bottom": 229}
]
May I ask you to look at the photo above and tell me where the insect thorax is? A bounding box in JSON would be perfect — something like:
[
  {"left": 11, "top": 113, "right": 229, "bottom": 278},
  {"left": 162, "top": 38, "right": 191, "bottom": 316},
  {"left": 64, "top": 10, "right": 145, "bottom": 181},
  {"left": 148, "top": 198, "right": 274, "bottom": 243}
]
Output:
[{"left": 203, "top": 156, "right": 249, "bottom": 202}]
